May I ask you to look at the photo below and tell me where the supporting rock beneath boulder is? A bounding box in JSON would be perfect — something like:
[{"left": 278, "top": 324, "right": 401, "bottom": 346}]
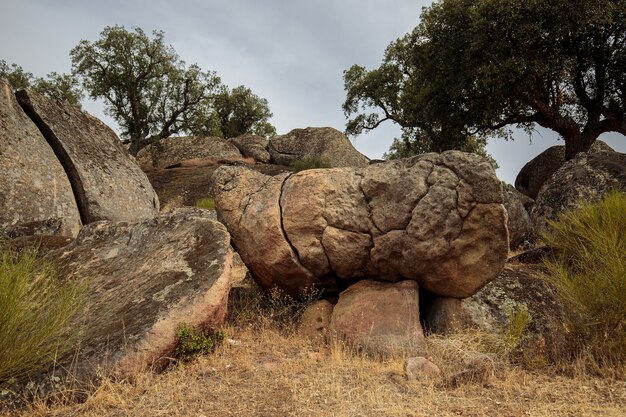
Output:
[
  {"left": 329, "top": 280, "right": 426, "bottom": 356},
  {"left": 47, "top": 208, "right": 238, "bottom": 380}
]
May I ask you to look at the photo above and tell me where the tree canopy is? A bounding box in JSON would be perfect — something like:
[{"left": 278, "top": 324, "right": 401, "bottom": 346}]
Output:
[
  {"left": 344, "top": 0, "right": 626, "bottom": 160},
  {"left": 70, "top": 26, "right": 275, "bottom": 154},
  {"left": 0, "top": 60, "right": 83, "bottom": 108}
]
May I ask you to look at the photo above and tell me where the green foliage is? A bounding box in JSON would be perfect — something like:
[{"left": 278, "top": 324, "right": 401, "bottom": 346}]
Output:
[
  {"left": 0, "top": 248, "right": 83, "bottom": 382},
  {"left": 0, "top": 60, "right": 83, "bottom": 108},
  {"left": 291, "top": 157, "right": 332, "bottom": 172},
  {"left": 175, "top": 322, "right": 225, "bottom": 360},
  {"left": 70, "top": 26, "right": 275, "bottom": 155},
  {"left": 195, "top": 198, "right": 216, "bottom": 210},
  {"left": 344, "top": 0, "right": 626, "bottom": 159},
  {"left": 541, "top": 190, "right": 626, "bottom": 367}
]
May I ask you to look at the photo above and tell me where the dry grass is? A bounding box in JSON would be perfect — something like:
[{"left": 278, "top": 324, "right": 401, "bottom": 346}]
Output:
[{"left": 3, "top": 287, "right": 626, "bottom": 417}]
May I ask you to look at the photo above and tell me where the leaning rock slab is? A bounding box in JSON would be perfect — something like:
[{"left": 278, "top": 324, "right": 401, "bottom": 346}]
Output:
[
  {"left": 48, "top": 208, "right": 235, "bottom": 379},
  {"left": 0, "top": 82, "right": 81, "bottom": 238},
  {"left": 16, "top": 89, "right": 159, "bottom": 224},
  {"left": 329, "top": 280, "right": 425, "bottom": 356},
  {"left": 268, "top": 127, "right": 369, "bottom": 168},
  {"left": 229, "top": 134, "right": 271, "bottom": 163},
  {"left": 213, "top": 151, "right": 508, "bottom": 298}
]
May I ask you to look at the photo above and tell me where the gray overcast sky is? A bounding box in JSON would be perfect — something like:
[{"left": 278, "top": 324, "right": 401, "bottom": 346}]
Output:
[{"left": 1, "top": 0, "right": 624, "bottom": 183}]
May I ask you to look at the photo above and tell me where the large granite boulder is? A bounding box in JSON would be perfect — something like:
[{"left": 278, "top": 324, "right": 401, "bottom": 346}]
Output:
[
  {"left": 515, "top": 141, "right": 613, "bottom": 199},
  {"left": 213, "top": 151, "right": 508, "bottom": 298},
  {"left": 136, "top": 136, "right": 244, "bottom": 169},
  {"left": 16, "top": 89, "right": 159, "bottom": 224},
  {"left": 268, "top": 127, "right": 369, "bottom": 168},
  {"left": 0, "top": 82, "right": 82, "bottom": 238},
  {"left": 502, "top": 183, "right": 534, "bottom": 249},
  {"left": 532, "top": 151, "right": 626, "bottom": 233},
  {"left": 48, "top": 208, "right": 238, "bottom": 380},
  {"left": 329, "top": 280, "right": 425, "bottom": 356},
  {"left": 229, "top": 134, "right": 271, "bottom": 163}
]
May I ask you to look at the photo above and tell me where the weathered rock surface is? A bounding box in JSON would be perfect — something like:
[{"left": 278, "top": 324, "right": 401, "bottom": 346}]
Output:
[
  {"left": 229, "top": 134, "right": 271, "bottom": 163},
  {"left": 213, "top": 151, "right": 508, "bottom": 298},
  {"left": 16, "top": 89, "right": 159, "bottom": 224},
  {"left": 531, "top": 151, "right": 626, "bottom": 233},
  {"left": 329, "top": 280, "right": 425, "bottom": 356},
  {"left": 515, "top": 141, "right": 613, "bottom": 199},
  {"left": 48, "top": 208, "right": 236, "bottom": 379},
  {"left": 0, "top": 82, "right": 82, "bottom": 238},
  {"left": 299, "top": 299, "right": 334, "bottom": 346},
  {"left": 136, "top": 136, "right": 243, "bottom": 169},
  {"left": 268, "top": 127, "right": 369, "bottom": 168},
  {"left": 502, "top": 183, "right": 534, "bottom": 249}
]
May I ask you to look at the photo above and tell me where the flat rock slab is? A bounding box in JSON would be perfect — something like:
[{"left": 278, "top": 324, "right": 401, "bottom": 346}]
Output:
[
  {"left": 0, "top": 82, "right": 81, "bottom": 238},
  {"left": 16, "top": 89, "right": 159, "bottom": 224},
  {"left": 48, "top": 208, "right": 235, "bottom": 379},
  {"left": 213, "top": 151, "right": 508, "bottom": 298},
  {"left": 136, "top": 136, "right": 244, "bottom": 170}
]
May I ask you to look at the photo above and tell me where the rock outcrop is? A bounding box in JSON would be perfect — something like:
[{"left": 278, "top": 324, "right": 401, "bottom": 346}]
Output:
[
  {"left": 502, "top": 183, "right": 534, "bottom": 249},
  {"left": 268, "top": 127, "right": 369, "bottom": 168},
  {"left": 0, "top": 82, "right": 82, "bottom": 238},
  {"left": 532, "top": 151, "right": 626, "bottom": 233},
  {"left": 329, "top": 280, "right": 425, "bottom": 356},
  {"left": 48, "top": 208, "right": 238, "bottom": 379},
  {"left": 136, "top": 136, "right": 244, "bottom": 169},
  {"left": 213, "top": 151, "right": 508, "bottom": 298},
  {"left": 229, "top": 134, "right": 271, "bottom": 163},
  {"left": 515, "top": 141, "right": 613, "bottom": 199},
  {"left": 16, "top": 90, "right": 159, "bottom": 224}
]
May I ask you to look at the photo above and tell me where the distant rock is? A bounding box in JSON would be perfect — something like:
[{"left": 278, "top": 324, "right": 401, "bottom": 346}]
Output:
[
  {"left": 16, "top": 89, "right": 159, "bottom": 224},
  {"left": 502, "top": 183, "right": 534, "bottom": 249},
  {"left": 268, "top": 127, "right": 369, "bottom": 168},
  {"left": 229, "top": 134, "right": 271, "bottom": 163},
  {"left": 213, "top": 151, "right": 508, "bottom": 298},
  {"left": 48, "top": 208, "right": 238, "bottom": 380},
  {"left": 0, "top": 82, "right": 82, "bottom": 238},
  {"left": 532, "top": 151, "right": 626, "bottom": 233},
  {"left": 515, "top": 141, "right": 613, "bottom": 199},
  {"left": 329, "top": 280, "right": 425, "bottom": 356},
  {"left": 136, "top": 136, "right": 244, "bottom": 170}
]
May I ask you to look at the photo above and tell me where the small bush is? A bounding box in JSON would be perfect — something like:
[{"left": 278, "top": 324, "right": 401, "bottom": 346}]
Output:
[
  {"left": 541, "top": 190, "right": 626, "bottom": 371},
  {"left": 0, "top": 248, "right": 83, "bottom": 383},
  {"left": 175, "top": 322, "right": 225, "bottom": 360},
  {"left": 291, "top": 157, "right": 331, "bottom": 172},
  {"left": 195, "top": 198, "right": 215, "bottom": 210}
]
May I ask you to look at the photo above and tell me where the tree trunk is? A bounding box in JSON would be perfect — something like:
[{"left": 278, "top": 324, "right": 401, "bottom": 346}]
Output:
[{"left": 564, "top": 131, "right": 597, "bottom": 160}]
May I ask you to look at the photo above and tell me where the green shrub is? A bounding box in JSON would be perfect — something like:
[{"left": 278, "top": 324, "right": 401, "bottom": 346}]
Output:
[
  {"left": 0, "top": 248, "right": 83, "bottom": 383},
  {"left": 541, "top": 190, "right": 626, "bottom": 369},
  {"left": 291, "top": 157, "right": 331, "bottom": 172},
  {"left": 195, "top": 198, "right": 216, "bottom": 210},
  {"left": 175, "top": 322, "right": 225, "bottom": 360}
]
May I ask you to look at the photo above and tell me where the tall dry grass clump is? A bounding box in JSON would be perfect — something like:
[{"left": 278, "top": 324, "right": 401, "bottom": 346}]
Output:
[
  {"left": 0, "top": 247, "right": 83, "bottom": 383},
  {"left": 541, "top": 190, "right": 626, "bottom": 374}
]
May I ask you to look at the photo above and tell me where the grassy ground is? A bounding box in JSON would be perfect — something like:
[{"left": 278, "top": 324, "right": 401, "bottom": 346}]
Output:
[{"left": 4, "top": 287, "right": 625, "bottom": 417}]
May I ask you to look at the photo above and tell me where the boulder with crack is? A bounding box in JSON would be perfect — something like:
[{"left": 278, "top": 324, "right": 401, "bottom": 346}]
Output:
[{"left": 212, "top": 151, "right": 508, "bottom": 299}]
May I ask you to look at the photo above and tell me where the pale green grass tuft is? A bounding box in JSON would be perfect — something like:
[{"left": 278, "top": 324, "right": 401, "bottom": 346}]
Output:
[{"left": 195, "top": 197, "right": 215, "bottom": 210}]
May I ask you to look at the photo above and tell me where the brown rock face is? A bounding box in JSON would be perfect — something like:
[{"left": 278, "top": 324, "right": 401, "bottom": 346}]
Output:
[
  {"left": 0, "top": 82, "right": 81, "bottom": 238},
  {"left": 229, "top": 134, "right": 271, "bottom": 163},
  {"left": 531, "top": 151, "right": 626, "bottom": 233},
  {"left": 515, "top": 141, "right": 613, "bottom": 199},
  {"left": 329, "top": 280, "right": 425, "bottom": 356},
  {"left": 213, "top": 151, "right": 508, "bottom": 298},
  {"left": 136, "top": 136, "right": 244, "bottom": 169},
  {"left": 48, "top": 208, "right": 235, "bottom": 380},
  {"left": 268, "top": 127, "right": 370, "bottom": 168},
  {"left": 16, "top": 89, "right": 159, "bottom": 224}
]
